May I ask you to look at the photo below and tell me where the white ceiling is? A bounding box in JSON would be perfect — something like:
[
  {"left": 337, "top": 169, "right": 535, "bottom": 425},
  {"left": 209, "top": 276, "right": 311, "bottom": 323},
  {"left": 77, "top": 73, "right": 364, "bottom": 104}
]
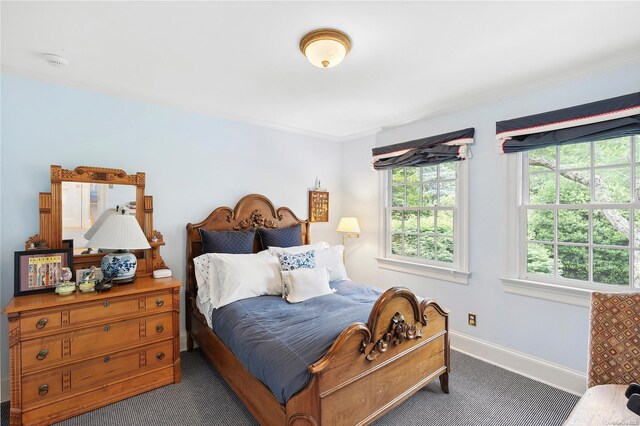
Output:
[{"left": 2, "top": 1, "right": 640, "bottom": 140}]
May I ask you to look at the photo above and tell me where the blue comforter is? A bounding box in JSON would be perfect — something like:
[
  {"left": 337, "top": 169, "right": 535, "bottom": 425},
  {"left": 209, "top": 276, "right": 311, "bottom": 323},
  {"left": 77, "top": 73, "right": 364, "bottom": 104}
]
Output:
[{"left": 211, "top": 280, "right": 382, "bottom": 404}]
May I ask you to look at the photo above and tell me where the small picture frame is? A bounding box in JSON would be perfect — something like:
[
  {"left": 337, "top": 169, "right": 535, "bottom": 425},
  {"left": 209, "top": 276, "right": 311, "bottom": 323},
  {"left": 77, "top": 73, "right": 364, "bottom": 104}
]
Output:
[
  {"left": 309, "top": 190, "right": 329, "bottom": 222},
  {"left": 14, "top": 248, "right": 73, "bottom": 296},
  {"left": 75, "top": 267, "right": 103, "bottom": 285}
]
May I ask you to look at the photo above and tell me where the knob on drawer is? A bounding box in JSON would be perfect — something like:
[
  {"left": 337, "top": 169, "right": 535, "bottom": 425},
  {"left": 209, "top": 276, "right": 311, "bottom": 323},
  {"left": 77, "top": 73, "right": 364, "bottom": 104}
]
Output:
[
  {"left": 156, "top": 324, "right": 164, "bottom": 333},
  {"left": 36, "top": 349, "right": 49, "bottom": 361},
  {"left": 156, "top": 352, "right": 165, "bottom": 360},
  {"left": 104, "top": 355, "right": 111, "bottom": 363},
  {"left": 36, "top": 318, "right": 48, "bottom": 329},
  {"left": 103, "top": 300, "right": 110, "bottom": 308},
  {"left": 103, "top": 324, "right": 111, "bottom": 332},
  {"left": 155, "top": 298, "right": 164, "bottom": 307},
  {"left": 38, "top": 384, "right": 49, "bottom": 396}
]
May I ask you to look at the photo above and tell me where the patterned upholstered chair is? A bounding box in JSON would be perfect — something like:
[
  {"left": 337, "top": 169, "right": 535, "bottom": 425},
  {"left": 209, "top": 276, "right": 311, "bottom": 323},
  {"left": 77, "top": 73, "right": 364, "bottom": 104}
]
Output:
[{"left": 564, "top": 292, "right": 640, "bottom": 425}]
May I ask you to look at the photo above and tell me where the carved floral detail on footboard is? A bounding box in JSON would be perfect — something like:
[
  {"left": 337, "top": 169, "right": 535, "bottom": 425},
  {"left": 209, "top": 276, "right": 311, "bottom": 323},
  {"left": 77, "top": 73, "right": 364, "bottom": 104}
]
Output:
[{"left": 364, "top": 312, "right": 423, "bottom": 361}]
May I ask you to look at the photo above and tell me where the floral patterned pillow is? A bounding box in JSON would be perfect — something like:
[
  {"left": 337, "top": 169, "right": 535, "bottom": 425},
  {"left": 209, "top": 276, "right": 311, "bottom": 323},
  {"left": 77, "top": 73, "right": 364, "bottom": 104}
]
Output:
[{"left": 278, "top": 250, "right": 316, "bottom": 272}]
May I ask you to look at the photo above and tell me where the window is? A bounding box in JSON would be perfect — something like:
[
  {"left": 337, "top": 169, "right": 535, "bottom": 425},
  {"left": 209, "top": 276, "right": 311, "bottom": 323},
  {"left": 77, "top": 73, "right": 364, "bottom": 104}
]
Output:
[
  {"left": 522, "top": 135, "right": 640, "bottom": 289},
  {"left": 378, "top": 161, "right": 468, "bottom": 283}
]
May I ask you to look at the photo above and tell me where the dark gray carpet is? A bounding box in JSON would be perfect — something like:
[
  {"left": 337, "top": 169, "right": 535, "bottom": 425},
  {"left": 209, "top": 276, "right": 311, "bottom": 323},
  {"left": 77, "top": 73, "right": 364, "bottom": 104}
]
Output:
[{"left": 1, "top": 350, "right": 578, "bottom": 425}]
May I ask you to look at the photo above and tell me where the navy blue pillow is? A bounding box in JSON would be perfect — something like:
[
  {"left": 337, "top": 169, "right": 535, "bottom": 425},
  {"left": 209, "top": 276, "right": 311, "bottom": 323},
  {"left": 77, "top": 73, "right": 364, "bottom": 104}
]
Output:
[
  {"left": 257, "top": 224, "right": 302, "bottom": 250},
  {"left": 199, "top": 229, "right": 256, "bottom": 254}
]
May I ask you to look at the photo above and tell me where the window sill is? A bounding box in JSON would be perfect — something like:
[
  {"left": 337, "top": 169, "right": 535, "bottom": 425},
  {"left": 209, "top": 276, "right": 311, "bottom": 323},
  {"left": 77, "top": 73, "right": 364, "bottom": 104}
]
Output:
[
  {"left": 375, "top": 257, "right": 470, "bottom": 285},
  {"left": 501, "top": 277, "right": 638, "bottom": 307}
]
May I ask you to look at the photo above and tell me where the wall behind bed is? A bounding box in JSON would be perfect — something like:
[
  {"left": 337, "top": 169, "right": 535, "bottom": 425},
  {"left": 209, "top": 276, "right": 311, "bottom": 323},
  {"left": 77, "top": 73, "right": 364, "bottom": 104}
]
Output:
[
  {"left": 340, "top": 59, "right": 640, "bottom": 395},
  {"left": 0, "top": 73, "right": 344, "bottom": 401}
]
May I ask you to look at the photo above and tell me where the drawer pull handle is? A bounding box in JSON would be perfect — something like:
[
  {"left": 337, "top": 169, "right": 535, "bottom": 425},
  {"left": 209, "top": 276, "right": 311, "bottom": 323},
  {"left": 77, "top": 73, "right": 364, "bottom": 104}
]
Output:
[
  {"left": 38, "top": 384, "right": 49, "bottom": 397},
  {"left": 36, "top": 349, "right": 49, "bottom": 361},
  {"left": 104, "top": 355, "right": 111, "bottom": 363},
  {"left": 156, "top": 352, "right": 165, "bottom": 360},
  {"left": 155, "top": 298, "right": 164, "bottom": 307},
  {"left": 36, "top": 318, "right": 48, "bottom": 329},
  {"left": 103, "top": 324, "right": 111, "bottom": 332},
  {"left": 156, "top": 324, "right": 164, "bottom": 333},
  {"left": 103, "top": 300, "right": 110, "bottom": 308}
]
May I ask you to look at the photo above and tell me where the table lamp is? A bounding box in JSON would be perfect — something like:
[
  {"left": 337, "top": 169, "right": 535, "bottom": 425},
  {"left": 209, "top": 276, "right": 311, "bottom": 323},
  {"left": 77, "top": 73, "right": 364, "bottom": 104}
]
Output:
[
  {"left": 337, "top": 217, "right": 360, "bottom": 261},
  {"left": 85, "top": 210, "right": 151, "bottom": 283}
]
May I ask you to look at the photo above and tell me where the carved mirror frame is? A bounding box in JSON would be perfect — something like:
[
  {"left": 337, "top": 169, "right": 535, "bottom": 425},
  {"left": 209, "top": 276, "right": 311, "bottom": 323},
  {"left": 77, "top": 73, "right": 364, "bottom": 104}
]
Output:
[{"left": 27, "top": 165, "right": 167, "bottom": 276}]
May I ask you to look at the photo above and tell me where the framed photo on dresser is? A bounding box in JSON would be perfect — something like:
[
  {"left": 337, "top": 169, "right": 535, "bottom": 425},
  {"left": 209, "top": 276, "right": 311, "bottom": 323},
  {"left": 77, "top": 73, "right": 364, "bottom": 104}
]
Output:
[{"left": 14, "top": 248, "right": 73, "bottom": 296}]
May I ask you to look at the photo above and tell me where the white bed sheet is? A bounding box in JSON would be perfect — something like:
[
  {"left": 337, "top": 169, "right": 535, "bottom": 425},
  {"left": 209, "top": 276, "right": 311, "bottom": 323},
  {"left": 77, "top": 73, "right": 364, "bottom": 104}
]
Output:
[{"left": 196, "top": 296, "right": 214, "bottom": 328}]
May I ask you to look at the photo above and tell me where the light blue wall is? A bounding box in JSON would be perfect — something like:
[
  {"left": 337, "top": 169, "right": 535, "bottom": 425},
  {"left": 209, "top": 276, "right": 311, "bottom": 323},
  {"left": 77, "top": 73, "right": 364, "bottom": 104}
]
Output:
[
  {"left": 341, "top": 60, "right": 640, "bottom": 375},
  {"left": 0, "top": 74, "right": 344, "bottom": 396}
]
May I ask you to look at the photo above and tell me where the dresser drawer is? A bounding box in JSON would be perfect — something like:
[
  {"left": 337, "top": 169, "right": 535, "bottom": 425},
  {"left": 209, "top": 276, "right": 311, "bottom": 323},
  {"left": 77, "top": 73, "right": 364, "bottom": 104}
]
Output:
[
  {"left": 70, "top": 296, "right": 143, "bottom": 323},
  {"left": 21, "top": 312, "right": 173, "bottom": 373},
  {"left": 21, "top": 311, "right": 65, "bottom": 336},
  {"left": 22, "top": 340, "right": 174, "bottom": 408}
]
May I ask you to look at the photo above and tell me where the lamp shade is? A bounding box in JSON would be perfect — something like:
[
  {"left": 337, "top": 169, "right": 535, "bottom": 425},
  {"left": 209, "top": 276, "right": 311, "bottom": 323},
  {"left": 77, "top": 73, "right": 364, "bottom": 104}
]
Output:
[
  {"left": 83, "top": 208, "right": 117, "bottom": 241},
  {"left": 300, "top": 29, "right": 351, "bottom": 68},
  {"left": 85, "top": 214, "right": 151, "bottom": 250},
  {"left": 336, "top": 217, "right": 360, "bottom": 234}
]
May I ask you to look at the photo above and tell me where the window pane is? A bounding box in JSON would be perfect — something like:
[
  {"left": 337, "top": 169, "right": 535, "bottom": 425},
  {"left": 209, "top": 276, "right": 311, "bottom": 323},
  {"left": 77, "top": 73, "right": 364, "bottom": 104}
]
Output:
[
  {"left": 404, "top": 211, "right": 418, "bottom": 233},
  {"left": 438, "top": 181, "right": 455, "bottom": 206},
  {"left": 405, "top": 235, "right": 418, "bottom": 257},
  {"left": 439, "top": 162, "right": 456, "bottom": 180},
  {"left": 527, "top": 209, "right": 554, "bottom": 242},
  {"left": 527, "top": 243, "right": 554, "bottom": 275},
  {"left": 529, "top": 172, "right": 556, "bottom": 204},
  {"left": 636, "top": 168, "right": 640, "bottom": 202},
  {"left": 635, "top": 211, "right": 640, "bottom": 248},
  {"left": 391, "top": 234, "right": 403, "bottom": 255},
  {"left": 392, "top": 185, "right": 405, "bottom": 207},
  {"left": 392, "top": 168, "right": 405, "bottom": 184},
  {"left": 419, "top": 236, "right": 435, "bottom": 260},
  {"left": 557, "top": 209, "right": 588, "bottom": 243},
  {"left": 558, "top": 246, "right": 589, "bottom": 281},
  {"left": 437, "top": 210, "right": 454, "bottom": 236},
  {"left": 528, "top": 146, "right": 556, "bottom": 173},
  {"left": 593, "top": 210, "right": 629, "bottom": 246},
  {"left": 421, "top": 166, "right": 437, "bottom": 181},
  {"left": 406, "top": 185, "right": 420, "bottom": 207},
  {"left": 436, "top": 237, "right": 454, "bottom": 263},
  {"left": 420, "top": 211, "right": 434, "bottom": 234},
  {"left": 594, "top": 137, "right": 631, "bottom": 167},
  {"left": 406, "top": 167, "right": 420, "bottom": 183},
  {"left": 594, "top": 167, "right": 631, "bottom": 204},
  {"left": 422, "top": 182, "right": 437, "bottom": 206},
  {"left": 634, "top": 250, "right": 640, "bottom": 288},
  {"left": 593, "top": 248, "right": 629, "bottom": 286},
  {"left": 391, "top": 210, "right": 403, "bottom": 234},
  {"left": 559, "top": 171, "right": 590, "bottom": 204},
  {"left": 559, "top": 143, "right": 590, "bottom": 170}
]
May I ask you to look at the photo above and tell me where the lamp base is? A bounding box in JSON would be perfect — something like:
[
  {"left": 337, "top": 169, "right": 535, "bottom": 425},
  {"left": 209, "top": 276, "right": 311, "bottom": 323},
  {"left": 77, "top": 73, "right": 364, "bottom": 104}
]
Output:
[{"left": 101, "top": 250, "right": 138, "bottom": 284}]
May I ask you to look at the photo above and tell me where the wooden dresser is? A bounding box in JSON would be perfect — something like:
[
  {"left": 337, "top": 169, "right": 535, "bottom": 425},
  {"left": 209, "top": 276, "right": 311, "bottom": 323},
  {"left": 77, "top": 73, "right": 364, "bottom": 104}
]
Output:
[{"left": 3, "top": 276, "right": 182, "bottom": 426}]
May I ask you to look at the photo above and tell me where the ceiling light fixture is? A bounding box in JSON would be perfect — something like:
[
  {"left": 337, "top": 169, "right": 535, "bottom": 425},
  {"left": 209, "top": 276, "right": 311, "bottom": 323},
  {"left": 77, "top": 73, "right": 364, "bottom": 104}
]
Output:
[
  {"left": 43, "top": 54, "right": 69, "bottom": 67},
  {"left": 300, "top": 28, "right": 351, "bottom": 69}
]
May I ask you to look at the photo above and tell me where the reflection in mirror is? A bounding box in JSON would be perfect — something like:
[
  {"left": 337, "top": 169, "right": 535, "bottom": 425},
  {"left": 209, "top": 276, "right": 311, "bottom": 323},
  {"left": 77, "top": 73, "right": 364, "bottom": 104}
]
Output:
[{"left": 62, "top": 182, "right": 137, "bottom": 255}]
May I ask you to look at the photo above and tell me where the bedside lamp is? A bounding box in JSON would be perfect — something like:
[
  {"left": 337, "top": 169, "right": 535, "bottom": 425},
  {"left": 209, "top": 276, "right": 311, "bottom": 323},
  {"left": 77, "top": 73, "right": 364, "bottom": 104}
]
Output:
[
  {"left": 85, "top": 210, "right": 151, "bottom": 284},
  {"left": 337, "top": 217, "right": 360, "bottom": 261}
]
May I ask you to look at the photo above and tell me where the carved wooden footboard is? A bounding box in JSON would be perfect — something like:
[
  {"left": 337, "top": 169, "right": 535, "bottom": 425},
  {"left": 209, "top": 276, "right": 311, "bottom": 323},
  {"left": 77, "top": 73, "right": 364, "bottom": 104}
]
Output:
[
  {"left": 186, "top": 194, "right": 449, "bottom": 426},
  {"left": 286, "top": 287, "right": 449, "bottom": 426}
]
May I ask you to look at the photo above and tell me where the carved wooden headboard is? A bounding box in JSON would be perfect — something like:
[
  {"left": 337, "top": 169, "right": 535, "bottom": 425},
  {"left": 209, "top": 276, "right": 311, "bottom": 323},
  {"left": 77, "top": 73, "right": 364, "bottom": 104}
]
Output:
[{"left": 185, "top": 194, "right": 310, "bottom": 298}]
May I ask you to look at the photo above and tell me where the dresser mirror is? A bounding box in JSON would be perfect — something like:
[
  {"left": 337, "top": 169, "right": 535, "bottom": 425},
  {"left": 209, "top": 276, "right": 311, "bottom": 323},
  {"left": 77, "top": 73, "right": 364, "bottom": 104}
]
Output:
[{"left": 27, "top": 165, "right": 167, "bottom": 276}]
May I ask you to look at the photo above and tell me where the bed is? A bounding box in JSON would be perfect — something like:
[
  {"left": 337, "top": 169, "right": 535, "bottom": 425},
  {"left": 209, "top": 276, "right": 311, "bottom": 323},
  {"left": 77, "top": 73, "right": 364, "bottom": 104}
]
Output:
[{"left": 186, "top": 194, "right": 450, "bottom": 425}]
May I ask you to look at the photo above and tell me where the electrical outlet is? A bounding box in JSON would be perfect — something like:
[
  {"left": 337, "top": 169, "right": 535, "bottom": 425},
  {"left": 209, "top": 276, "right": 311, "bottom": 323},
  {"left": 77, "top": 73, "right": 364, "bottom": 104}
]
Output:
[{"left": 468, "top": 313, "right": 477, "bottom": 326}]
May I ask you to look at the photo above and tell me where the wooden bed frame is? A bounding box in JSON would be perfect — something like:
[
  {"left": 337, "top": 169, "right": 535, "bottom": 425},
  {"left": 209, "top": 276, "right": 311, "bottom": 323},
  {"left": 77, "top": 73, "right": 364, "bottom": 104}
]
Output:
[{"left": 186, "top": 194, "right": 450, "bottom": 425}]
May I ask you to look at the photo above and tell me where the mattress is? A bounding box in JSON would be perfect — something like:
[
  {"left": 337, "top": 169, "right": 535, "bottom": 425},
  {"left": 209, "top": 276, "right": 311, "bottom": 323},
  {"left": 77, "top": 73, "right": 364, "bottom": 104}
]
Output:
[{"left": 209, "top": 280, "right": 382, "bottom": 404}]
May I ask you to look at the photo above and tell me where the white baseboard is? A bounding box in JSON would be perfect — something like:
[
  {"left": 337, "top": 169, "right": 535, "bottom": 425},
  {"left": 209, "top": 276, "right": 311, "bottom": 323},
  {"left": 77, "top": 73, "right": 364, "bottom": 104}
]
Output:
[
  {"left": 0, "top": 332, "right": 193, "bottom": 404},
  {"left": 450, "top": 330, "right": 586, "bottom": 396}
]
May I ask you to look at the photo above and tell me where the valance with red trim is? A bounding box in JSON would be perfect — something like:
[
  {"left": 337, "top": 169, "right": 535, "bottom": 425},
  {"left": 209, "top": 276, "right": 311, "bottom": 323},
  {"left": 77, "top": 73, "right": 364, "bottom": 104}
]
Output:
[
  {"left": 496, "top": 91, "right": 640, "bottom": 153},
  {"left": 372, "top": 127, "right": 474, "bottom": 170}
]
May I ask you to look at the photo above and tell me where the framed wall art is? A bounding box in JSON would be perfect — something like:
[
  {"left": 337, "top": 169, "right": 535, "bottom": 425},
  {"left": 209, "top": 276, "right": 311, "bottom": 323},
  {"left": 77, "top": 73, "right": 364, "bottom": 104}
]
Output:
[
  {"left": 14, "top": 248, "right": 73, "bottom": 296},
  {"left": 309, "top": 190, "right": 329, "bottom": 222}
]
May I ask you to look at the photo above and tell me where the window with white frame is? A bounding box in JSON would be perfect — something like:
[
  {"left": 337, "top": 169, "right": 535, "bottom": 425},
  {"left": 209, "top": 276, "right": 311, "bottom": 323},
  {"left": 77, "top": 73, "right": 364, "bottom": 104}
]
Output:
[
  {"left": 522, "top": 134, "right": 640, "bottom": 289},
  {"left": 386, "top": 162, "right": 461, "bottom": 267}
]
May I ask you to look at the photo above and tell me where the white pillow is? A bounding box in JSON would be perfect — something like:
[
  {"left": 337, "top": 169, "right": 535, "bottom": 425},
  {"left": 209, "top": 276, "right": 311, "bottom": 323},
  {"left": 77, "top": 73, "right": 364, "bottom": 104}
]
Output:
[
  {"left": 315, "top": 245, "right": 349, "bottom": 282},
  {"left": 268, "top": 241, "right": 329, "bottom": 256},
  {"left": 212, "top": 251, "right": 282, "bottom": 308},
  {"left": 193, "top": 253, "right": 218, "bottom": 306},
  {"left": 281, "top": 267, "right": 334, "bottom": 304}
]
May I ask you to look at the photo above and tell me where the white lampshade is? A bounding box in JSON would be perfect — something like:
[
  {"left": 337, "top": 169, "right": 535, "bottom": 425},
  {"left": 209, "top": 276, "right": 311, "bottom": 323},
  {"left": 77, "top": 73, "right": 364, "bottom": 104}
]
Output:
[
  {"left": 336, "top": 217, "right": 361, "bottom": 234},
  {"left": 83, "top": 208, "right": 117, "bottom": 241},
  {"left": 86, "top": 213, "right": 151, "bottom": 250},
  {"left": 300, "top": 29, "right": 351, "bottom": 69}
]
